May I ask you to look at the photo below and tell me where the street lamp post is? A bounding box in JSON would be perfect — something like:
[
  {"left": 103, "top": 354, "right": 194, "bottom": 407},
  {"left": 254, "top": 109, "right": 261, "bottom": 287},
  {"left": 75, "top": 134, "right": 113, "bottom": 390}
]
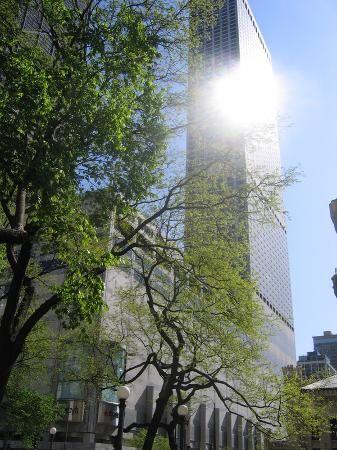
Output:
[
  {"left": 64, "top": 406, "right": 73, "bottom": 450},
  {"left": 177, "top": 405, "right": 188, "bottom": 450},
  {"left": 111, "top": 386, "right": 130, "bottom": 450},
  {"left": 49, "top": 427, "right": 57, "bottom": 450}
]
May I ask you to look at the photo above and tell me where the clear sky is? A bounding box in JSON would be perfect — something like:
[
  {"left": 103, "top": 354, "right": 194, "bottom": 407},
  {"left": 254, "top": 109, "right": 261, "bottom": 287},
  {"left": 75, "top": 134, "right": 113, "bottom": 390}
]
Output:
[{"left": 249, "top": 0, "right": 337, "bottom": 356}]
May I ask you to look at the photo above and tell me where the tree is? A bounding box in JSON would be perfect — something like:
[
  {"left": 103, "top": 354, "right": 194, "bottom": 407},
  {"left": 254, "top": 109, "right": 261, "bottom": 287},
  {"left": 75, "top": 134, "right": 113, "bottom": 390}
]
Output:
[
  {"left": 30, "top": 160, "right": 298, "bottom": 449},
  {"left": 54, "top": 321, "right": 125, "bottom": 402},
  {"left": 103, "top": 165, "right": 298, "bottom": 449},
  {"left": 272, "top": 372, "right": 332, "bottom": 447},
  {"left": 2, "top": 386, "right": 62, "bottom": 449},
  {"left": 127, "top": 428, "right": 170, "bottom": 450},
  {"left": 0, "top": 321, "right": 63, "bottom": 449},
  {"left": 0, "top": 0, "right": 221, "bottom": 402}
]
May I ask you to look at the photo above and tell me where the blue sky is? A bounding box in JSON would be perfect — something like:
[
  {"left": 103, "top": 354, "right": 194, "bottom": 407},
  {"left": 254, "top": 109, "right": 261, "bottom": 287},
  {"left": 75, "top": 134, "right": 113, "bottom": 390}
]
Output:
[{"left": 249, "top": 0, "right": 337, "bottom": 356}]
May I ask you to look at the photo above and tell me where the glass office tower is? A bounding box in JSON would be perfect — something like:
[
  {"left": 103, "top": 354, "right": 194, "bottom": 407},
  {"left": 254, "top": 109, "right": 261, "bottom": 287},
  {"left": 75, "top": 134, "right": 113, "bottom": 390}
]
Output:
[
  {"left": 313, "top": 331, "right": 337, "bottom": 370},
  {"left": 188, "top": 0, "right": 296, "bottom": 368}
]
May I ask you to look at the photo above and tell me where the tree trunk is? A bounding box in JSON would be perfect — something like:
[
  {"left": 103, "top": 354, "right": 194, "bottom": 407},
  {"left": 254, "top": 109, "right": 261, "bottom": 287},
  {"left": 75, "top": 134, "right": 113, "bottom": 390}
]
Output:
[
  {"left": 0, "top": 342, "right": 18, "bottom": 403},
  {"left": 14, "top": 187, "right": 26, "bottom": 230},
  {"left": 142, "top": 387, "right": 172, "bottom": 450},
  {"left": 167, "top": 425, "right": 178, "bottom": 450},
  {"left": 0, "top": 362, "right": 12, "bottom": 404}
]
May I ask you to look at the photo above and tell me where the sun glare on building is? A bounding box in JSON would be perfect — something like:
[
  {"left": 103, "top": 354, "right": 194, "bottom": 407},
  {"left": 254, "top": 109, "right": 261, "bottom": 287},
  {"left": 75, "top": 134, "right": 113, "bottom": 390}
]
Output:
[{"left": 207, "top": 60, "right": 280, "bottom": 127}]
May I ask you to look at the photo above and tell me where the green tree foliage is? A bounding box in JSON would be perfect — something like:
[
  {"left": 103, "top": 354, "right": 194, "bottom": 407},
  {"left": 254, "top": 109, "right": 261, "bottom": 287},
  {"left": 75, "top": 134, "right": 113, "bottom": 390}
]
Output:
[
  {"left": 0, "top": 321, "right": 63, "bottom": 448},
  {"left": 128, "top": 428, "right": 170, "bottom": 450},
  {"left": 273, "top": 372, "right": 332, "bottom": 446},
  {"left": 55, "top": 322, "right": 124, "bottom": 398},
  {"left": 3, "top": 386, "right": 62, "bottom": 448},
  {"left": 0, "top": 0, "right": 221, "bottom": 401},
  {"left": 104, "top": 166, "right": 298, "bottom": 449}
]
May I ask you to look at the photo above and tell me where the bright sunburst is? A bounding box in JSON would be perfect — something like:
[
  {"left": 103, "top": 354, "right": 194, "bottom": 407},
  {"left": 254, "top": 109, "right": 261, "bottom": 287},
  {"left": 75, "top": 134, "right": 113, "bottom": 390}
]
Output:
[{"left": 205, "top": 59, "right": 280, "bottom": 127}]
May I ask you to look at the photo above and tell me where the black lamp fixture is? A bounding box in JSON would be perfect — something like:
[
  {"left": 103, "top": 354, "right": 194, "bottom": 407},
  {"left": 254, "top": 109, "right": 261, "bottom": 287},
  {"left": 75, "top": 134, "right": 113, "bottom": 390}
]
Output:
[
  {"left": 177, "top": 404, "right": 189, "bottom": 450},
  {"left": 111, "top": 386, "right": 130, "bottom": 450},
  {"left": 49, "top": 427, "right": 57, "bottom": 450}
]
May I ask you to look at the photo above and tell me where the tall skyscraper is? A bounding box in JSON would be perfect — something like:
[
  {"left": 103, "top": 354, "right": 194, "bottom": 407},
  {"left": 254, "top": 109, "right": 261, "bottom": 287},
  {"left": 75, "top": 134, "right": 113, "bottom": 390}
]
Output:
[{"left": 188, "top": 0, "right": 296, "bottom": 369}]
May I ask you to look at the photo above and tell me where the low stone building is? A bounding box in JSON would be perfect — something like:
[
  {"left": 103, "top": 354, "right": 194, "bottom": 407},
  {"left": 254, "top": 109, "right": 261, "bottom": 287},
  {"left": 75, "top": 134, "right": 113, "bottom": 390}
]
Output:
[{"left": 300, "top": 375, "right": 337, "bottom": 450}]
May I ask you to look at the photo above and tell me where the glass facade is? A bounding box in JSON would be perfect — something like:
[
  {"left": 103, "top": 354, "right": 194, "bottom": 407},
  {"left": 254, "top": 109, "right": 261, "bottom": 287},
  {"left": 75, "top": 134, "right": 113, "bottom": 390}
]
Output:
[
  {"left": 297, "top": 350, "right": 336, "bottom": 378},
  {"left": 101, "top": 350, "right": 126, "bottom": 403},
  {"left": 57, "top": 350, "right": 85, "bottom": 401},
  {"left": 20, "top": 0, "right": 86, "bottom": 54},
  {"left": 200, "top": 0, "right": 240, "bottom": 70},
  {"left": 313, "top": 331, "right": 337, "bottom": 370},
  {"left": 57, "top": 346, "right": 125, "bottom": 403},
  {"left": 189, "top": 0, "right": 296, "bottom": 369}
]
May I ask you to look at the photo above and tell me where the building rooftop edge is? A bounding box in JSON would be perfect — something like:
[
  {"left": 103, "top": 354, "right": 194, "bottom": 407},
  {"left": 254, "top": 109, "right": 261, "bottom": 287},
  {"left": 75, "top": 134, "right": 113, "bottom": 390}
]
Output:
[
  {"left": 241, "top": 0, "right": 272, "bottom": 61},
  {"left": 303, "top": 374, "right": 337, "bottom": 391}
]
